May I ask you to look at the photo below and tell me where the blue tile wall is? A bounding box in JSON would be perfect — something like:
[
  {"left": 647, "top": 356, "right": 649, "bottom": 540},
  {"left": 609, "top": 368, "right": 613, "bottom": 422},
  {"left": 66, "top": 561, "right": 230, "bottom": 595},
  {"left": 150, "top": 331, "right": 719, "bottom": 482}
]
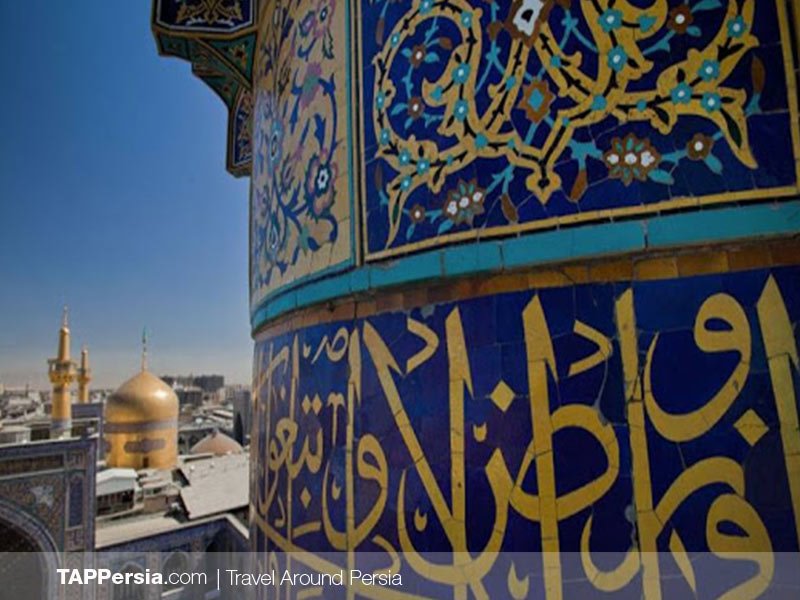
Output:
[{"left": 252, "top": 265, "right": 800, "bottom": 597}]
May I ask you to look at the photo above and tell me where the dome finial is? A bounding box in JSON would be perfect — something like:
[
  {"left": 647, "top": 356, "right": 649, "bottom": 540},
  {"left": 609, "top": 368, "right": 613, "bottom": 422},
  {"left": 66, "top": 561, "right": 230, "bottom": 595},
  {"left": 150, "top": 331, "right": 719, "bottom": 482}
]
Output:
[
  {"left": 62, "top": 305, "right": 69, "bottom": 329},
  {"left": 141, "top": 327, "right": 148, "bottom": 372}
]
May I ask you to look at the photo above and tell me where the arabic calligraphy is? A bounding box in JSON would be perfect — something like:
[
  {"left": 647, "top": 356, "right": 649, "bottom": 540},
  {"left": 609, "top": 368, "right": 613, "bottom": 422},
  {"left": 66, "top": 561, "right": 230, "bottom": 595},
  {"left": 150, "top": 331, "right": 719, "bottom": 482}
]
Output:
[{"left": 252, "top": 267, "right": 800, "bottom": 598}]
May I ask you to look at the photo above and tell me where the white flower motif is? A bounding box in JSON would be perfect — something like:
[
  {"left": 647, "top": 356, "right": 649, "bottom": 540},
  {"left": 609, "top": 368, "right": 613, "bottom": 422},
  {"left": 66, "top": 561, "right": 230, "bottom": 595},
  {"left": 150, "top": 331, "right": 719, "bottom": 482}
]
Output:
[
  {"left": 316, "top": 168, "right": 330, "bottom": 190},
  {"left": 444, "top": 178, "right": 487, "bottom": 225},
  {"left": 640, "top": 151, "right": 657, "bottom": 168}
]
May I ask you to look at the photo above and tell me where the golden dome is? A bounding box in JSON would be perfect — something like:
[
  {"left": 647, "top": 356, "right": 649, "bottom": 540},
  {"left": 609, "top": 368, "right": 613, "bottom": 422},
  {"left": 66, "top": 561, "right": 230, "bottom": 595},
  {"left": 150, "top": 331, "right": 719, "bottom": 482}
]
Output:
[
  {"left": 106, "top": 371, "right": 179, "bottom": 423},
  {"left": 105, "top": 370, "right": 179, "bottom": 470},
  {"left": 190, "top": 430, "right": 243, "bottom": 456}
]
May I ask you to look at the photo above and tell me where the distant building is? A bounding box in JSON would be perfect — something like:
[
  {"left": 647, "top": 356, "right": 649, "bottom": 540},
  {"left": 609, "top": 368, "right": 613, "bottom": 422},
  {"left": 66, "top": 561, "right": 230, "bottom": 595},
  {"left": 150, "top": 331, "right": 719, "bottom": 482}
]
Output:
[
  {"left": 96, "top": 468, "right": 138, "bottom": 516},
  {"left": 189, "top": 429, "right": 242, "bottom": 456},
  {"left": 162, "top": 374, "right": 224, "bottom": 394},
  {"left": 0, "top": 424, "right": 31, "bottom": 445},
  {"left": 0, "top": 311, "right": 249, "bottom": 599},
  {"left": 193, "top": 375, "right": 224, "bottom": 393},
  {"left": 226, "top": 386, "right": 252, "bottom": 445},
  {"left": 174, "top": 385, "right": 203, "bottom": 409},
  {"left": 0, "top": 392, "right": 40, "bottom": 420},
  {"left": 178, "top": 423, "right": 215, "bottom": 455},
  {"left": 177, "top": 406, "right": 235, "bottom": 454}
]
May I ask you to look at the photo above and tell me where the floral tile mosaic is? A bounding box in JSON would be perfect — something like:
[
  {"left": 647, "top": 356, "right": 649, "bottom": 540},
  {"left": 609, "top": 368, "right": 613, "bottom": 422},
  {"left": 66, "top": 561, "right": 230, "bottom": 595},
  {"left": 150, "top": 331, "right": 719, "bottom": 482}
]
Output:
[
  {"left": 250, "top": 0, "right": 355, "bottom": 307},
  {"left": 357, "top": 0, "right": 800, "bottom": 259}
]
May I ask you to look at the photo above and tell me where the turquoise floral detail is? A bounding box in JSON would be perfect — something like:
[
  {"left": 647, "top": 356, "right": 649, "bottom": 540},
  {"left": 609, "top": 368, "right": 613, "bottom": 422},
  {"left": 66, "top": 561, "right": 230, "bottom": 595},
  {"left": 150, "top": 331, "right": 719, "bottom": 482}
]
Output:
[
  {"left": 698, "top": 59, "right": 720, "bottom": 82},
  {"left": 376, "top": 91, "right": 386, "bottom": 110},
  {"left": 416, "top": 157, "right": 431, "bottom": 175},
  {"left": 702, "top": 92, "right": 722, "bottom": 112},
  {"left": 454, "top": 99, "right": 469, "bottom": 121},
  {"left": 380, "top": 128, "right": 391, "bottom": 145},
  {"left": 453, "top": 63, "right": 471, "bottom": 84},
  {"left": 420, "top": 0, "right": 433, "bottom": 15},
  {"left": 671, "top": 83, "right": 693, "bottom": 105},
  {"left": 638, "top": 14, "right": 656, "bottom": 32},
  {"left": 460, "top": 11, "right": 473, "bottom": 28},
  {"left": 599, "top": 9, "right": 622, "bottom": 33},
  {"left": 592, "top": 95, "right": 607, "bottom": 111},
  {"left": 727, "top": 16, "right": 746, "bottom": 39},
  {"left": 608, "top": 46, "right": 628, "bottom": 72},
  {"left": 399, "top": 149, "right": 411, "bottom": 165}
]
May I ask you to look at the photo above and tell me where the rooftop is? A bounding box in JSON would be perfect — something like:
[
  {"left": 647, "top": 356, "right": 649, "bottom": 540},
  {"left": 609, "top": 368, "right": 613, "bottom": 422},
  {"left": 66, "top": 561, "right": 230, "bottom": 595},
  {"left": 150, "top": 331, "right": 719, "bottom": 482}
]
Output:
[
  {"left": 178, "top": 452, "right": 248, "bottom": 519},
  {"left": 95, "top": 451, "right": 249, "bottom": 544}
]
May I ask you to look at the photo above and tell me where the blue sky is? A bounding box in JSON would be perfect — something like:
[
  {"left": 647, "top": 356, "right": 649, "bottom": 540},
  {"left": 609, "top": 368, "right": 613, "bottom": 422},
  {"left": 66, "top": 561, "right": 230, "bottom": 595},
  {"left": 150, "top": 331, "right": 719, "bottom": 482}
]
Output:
[{"left": 0, "top": 1, "right": 252, "bottom": 388}]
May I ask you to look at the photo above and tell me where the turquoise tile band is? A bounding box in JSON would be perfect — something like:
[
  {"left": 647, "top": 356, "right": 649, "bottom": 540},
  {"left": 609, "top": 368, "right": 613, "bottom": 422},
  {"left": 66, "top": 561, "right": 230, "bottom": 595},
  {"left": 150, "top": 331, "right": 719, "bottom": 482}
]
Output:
[{"left": 252, "top": 199, "right": 800, "bottom": 332}]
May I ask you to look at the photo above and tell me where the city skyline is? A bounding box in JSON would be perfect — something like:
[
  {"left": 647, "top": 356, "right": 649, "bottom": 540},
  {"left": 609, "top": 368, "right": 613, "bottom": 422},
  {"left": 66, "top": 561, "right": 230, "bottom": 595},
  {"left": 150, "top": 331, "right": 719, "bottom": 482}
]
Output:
[
  {"left": 0, "top": 0, "right": 252, "bottom": 388},
  {"left": 0, "top": 305, "right": 251, "bottom": 390}
]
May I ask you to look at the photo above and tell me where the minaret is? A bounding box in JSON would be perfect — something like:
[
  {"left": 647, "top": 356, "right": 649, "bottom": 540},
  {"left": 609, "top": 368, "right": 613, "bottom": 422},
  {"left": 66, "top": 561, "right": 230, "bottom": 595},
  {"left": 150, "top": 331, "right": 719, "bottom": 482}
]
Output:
[
  {"left": 77, "top": 346, "right": 92, "bottom": 403},
  {"left": 48, "top": 306, "right": 77, "bottom": 438}
]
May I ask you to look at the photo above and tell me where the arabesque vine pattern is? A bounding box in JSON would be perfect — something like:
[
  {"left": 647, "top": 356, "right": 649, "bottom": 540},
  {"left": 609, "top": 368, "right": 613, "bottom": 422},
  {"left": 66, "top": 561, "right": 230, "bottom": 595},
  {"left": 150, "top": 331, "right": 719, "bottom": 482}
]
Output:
[
  {"left": 363, "top": 0, "right": 797, "bottom": 254},
  {"left": 251, "top": 0, "right": 347, "bottom": 300}
]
